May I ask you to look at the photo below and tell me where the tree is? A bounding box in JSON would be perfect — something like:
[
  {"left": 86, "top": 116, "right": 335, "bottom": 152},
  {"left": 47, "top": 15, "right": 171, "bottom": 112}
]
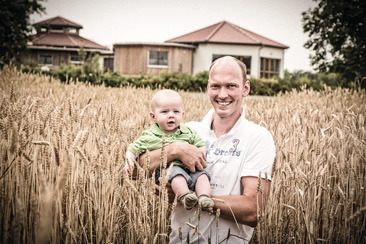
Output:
[
  {"left": 302, "top": 0, "right": 366, "bottom": 84},
  {"left": 0, "top": 0, "right": 45, "bottom": 66}
]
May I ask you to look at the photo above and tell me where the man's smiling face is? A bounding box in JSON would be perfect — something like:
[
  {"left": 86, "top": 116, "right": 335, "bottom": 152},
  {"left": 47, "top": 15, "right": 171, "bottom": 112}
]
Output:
[{"left": 207, "top": 57, "right": 250, "bottom": 120}]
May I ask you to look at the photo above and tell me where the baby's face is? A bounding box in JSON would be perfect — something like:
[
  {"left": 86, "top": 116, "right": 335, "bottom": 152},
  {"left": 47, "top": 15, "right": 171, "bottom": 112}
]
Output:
[{"left": 151, "top": 95, "right": 183, "bottom": 134}]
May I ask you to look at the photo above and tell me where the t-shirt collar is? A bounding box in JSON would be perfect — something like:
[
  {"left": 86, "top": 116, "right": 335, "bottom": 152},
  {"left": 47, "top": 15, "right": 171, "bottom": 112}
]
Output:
[
  {"left": 150, "top": 123, "right": 190, "bottom": 136},
  {"left": 201, "top": 107, "right": 246, "bottom": 135}
]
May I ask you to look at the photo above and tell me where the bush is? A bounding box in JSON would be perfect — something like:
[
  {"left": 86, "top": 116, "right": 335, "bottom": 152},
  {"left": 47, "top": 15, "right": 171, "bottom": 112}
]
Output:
[
  {"left": 99, "top": 72, "right": 124, "bottom": 86},
  {"left": 19, "top": 64, "right": 362, "bottom": 94},
  {"left": 55, "top": 63, "right": 83, "bottom": 82},
  {"left": 192, "top": 71, "right": 209, "bottom": 91}
]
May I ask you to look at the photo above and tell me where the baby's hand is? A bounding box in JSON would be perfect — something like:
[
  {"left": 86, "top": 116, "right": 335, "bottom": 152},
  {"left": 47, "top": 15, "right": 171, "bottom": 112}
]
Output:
[
  {"left": 125, "top": 151, "right": 137, "bottom": 175},
  {"left": 124, "top": 158, "right": 136, "bottom": 175}
]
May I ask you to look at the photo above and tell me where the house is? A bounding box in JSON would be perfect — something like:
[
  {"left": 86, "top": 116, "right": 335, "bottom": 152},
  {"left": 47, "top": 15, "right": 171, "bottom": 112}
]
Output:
[
  {"left": 113, "top": 42, "right": 195, "bottom": 75},
  {"left": 114, "top": 21, "right": 289, "bottom": 78},
  {"left": 167, "top": 21, "right": 289, "bottom": 78},
  {"left": 22, "top": 16, "right": 113, "bottom": 72}
]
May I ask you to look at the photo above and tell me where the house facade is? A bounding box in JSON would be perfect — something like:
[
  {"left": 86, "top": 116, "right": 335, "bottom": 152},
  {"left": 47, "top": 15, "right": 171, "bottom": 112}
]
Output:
[
  {"left": 24, "top": 18, "right": 288, "bottom": 78},
  {"left": 113, "top": 21, "right": 288, "bottom": 78},
  {"left": 113, "top": 42, "right": 195, "bottom": 75},
  {"left": 187, "top": 43, "right": 286, "bottom": 78},
  {"left": 22, "top": 16, "right": 113, "bottom": 72},
  {"left": 166, "top": 21, "right": 289, "bottom": 78}
]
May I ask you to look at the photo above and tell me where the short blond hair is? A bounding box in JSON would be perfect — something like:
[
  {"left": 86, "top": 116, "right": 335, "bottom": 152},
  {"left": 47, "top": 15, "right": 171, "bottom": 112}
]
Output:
[
  {"left": 151, "top": 89, "right": 182, "bottom": 111},
  {"left": 209, "top": 56, "right": 247, "bottom": 83}
]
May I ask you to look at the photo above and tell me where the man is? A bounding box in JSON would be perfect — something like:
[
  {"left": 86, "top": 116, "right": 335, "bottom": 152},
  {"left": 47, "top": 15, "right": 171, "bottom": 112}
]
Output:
[{"left": 140, "top": 56, "right": 275, "bottom": 243}]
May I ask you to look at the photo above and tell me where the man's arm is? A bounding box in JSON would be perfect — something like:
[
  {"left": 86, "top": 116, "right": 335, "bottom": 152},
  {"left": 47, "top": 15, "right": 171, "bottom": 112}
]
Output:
[
  {"left": 212, "top": 176, "right": 271, "bottom": 227},
  {"left": 138, "top": 142, "right": 207, "bottom": 173}
]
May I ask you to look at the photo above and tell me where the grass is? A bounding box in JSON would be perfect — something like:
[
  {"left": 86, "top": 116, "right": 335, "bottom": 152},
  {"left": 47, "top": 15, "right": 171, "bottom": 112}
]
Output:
[{"left": 0, "top": 66, "right": 365, "bottom": 243}]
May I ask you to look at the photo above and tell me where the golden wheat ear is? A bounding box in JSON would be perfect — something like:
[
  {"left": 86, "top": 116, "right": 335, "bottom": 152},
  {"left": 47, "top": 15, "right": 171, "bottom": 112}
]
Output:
[{"left": 2, "top": 66, "right": 365, "bottom": 243}]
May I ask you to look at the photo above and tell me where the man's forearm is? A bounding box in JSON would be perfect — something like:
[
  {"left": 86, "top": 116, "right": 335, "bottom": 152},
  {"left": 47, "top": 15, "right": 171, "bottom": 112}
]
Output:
[
  {"left": 212, "top": 177, "right": 271, "bottom": 227},
  {"left": 213, "top": 195, "right": 258, "bottom": 227},
  {"left": 138, "top": 144, "right": 178, "bottom": 173}
]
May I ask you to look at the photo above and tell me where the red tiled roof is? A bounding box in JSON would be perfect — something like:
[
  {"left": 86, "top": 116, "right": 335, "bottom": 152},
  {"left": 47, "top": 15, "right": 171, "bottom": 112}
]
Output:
[
  {"left": 166, "top": 21, "right": 289, "bottom": 49},
  {"left": 31, "top": 33, "right": 108, "bottom": 50},
  {"left": 34, "top": 16, "right": 83, "bottom": 29}
]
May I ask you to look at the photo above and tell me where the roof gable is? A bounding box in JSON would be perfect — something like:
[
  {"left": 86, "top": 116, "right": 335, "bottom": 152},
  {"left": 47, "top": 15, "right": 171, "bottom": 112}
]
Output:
[
  {"left": 31, "top": 33, "right": 108, "bottom": 50},
  {"left": 166, "top": 21, "right": 289, "bottom": 49},
  {"left": 30, "top": 16, "right": 108, "bottom": 51},
  {"left": 34, "top": 16, "right": 83, "bottom": 29}
]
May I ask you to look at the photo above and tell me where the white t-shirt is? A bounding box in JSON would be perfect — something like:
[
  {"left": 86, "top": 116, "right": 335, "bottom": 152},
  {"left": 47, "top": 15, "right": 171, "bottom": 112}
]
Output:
[{"left": 169, "top": 108, "right": 275, "bottom": 244}]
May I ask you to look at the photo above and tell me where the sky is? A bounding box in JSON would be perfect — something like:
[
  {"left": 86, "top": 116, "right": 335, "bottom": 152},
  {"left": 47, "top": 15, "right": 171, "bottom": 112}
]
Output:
[{"left": 30, "top": 0, "right": 318, "bottom": 72}]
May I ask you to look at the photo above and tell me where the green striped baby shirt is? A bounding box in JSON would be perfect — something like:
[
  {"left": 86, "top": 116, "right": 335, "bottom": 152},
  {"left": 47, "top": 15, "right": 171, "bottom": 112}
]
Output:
[{"left": 128, "top": 123, "right": 206, "bottom": 167}]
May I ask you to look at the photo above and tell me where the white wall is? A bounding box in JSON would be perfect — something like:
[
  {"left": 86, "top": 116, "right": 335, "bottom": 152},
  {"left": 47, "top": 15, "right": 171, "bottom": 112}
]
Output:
[
  {"left": 193, "top": 43, "right": 286, "bottom": 78},
  {"left": 98, "top": 56, "right": 104, "bottom": 71}
]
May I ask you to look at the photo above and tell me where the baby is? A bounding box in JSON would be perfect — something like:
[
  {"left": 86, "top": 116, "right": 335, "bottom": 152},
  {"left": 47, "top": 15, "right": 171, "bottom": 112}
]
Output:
[{"left": 125, "top": 89, "right": 214, "bottom": 211}]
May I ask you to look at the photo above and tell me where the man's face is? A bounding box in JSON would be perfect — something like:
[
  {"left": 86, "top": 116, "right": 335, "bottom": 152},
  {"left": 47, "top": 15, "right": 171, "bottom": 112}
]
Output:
[{"left": 207, "top": 59, "right": 250, "bottom": 120}]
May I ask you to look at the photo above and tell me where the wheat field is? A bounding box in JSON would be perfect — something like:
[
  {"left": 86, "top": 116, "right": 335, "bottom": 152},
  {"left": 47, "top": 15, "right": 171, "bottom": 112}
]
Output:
[{"left": 0, "top": 66, "right": 365, "bottom": 243}]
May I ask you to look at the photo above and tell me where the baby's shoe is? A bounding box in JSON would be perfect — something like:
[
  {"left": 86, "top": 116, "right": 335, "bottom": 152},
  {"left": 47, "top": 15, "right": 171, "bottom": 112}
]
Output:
[
  {"left": 198, "top": 194, "right": 214, "bottom": 211},
  {"left": 178, "top": 193, "right": 198, "bottom": 210}
]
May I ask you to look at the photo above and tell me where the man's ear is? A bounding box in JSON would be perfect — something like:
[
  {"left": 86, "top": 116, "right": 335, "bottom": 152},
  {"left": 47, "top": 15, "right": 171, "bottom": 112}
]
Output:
[
  {"left": 150, "top": 112, "right": 155, "bottom": 121},
  {"left": 243, "top": 80, "right": 250, "bottom": 97}
]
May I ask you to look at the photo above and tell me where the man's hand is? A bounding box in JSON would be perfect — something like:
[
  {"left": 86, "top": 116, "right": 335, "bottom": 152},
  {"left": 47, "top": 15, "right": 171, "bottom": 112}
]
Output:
[
  {"left": 171, "top": 142, "right": 207, "bottom": 172},
  {"left": 139, "top": 141, "right": 207, "bottom": 173}
]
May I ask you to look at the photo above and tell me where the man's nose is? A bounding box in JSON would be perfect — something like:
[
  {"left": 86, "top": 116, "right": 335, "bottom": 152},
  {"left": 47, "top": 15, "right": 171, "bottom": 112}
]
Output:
[{"left": 218, "top": 88, "right": 228, "bottom": 98}]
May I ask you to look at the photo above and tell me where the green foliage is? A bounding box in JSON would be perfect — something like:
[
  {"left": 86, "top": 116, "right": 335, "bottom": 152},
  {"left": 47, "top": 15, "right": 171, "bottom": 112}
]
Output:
[
  {"left": 99, "top": 72, "right": 127, "bottom": 86},
  {"left": 20, "top": 63, "right": 362, "bottom": 94},
  {"left": 97, "top": 70, "right": 208, "bottom": 92},
  {"left": 192, "top": 71, "right": 209, "bottom": 91},
  {"left": 302, "top": 0, "right": 366, "bottom": 82},
  {"left": 248, "top": 70, "right": 355, "bottom": 95},
  {"left": 20, "top": 61, "right": 40, "bottom": 73},
  {"left": 55, "top": 63, "right": 83, "bottom": 83},
  {"left": 0, "top": 0, "right": 45, "bottom": 66},
  {"left": 22, "top": 51, "right": 103, "bottom": 84}
]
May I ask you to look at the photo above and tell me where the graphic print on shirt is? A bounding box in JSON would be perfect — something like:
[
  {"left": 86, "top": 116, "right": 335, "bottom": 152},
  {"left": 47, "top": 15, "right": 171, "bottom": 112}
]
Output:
[
  {"left": 230, "top": 139, "right": 240, "bottom": 153},
  {"left": 206, "top": 139, "right": 242, "bottom": 165}
]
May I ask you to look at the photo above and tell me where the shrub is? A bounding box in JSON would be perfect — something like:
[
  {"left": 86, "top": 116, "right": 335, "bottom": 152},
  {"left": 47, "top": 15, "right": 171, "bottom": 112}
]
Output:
[{"left": 19, "top": 64, "right": 362, "bottom": 94}]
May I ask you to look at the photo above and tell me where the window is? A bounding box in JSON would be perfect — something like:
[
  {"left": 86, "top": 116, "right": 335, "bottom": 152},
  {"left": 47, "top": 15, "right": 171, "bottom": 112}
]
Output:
[
  {"left": 68, "top": 28, "right": 77, "bottom": 34},
  {"left": 260, "top": 58, "right": 280, "bottom": 78},
  {"left": 39, "top": 55, "right": 52, "bottom": 65},
  {"left": 149, "top": 51, "right": 168, "bottom": 66},
  {"left": 50, "top": 27, "right": 64, "bottom": 33},
  {"left": 70, "top": 55, "right": 84, "bottom": 64},
  {"left": 104, "top": 57, "right": 114, "bottom": 72},
  {"left": 212, "top": 54, "right": 251, "bottom": 74}
]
